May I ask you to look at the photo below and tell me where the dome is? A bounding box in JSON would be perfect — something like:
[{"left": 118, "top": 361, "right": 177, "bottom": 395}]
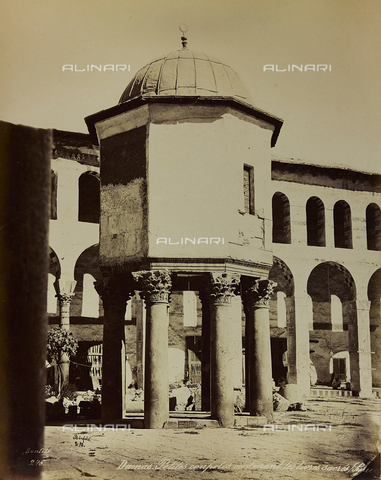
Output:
[{"left": 119, "top": 48, "right": 252, "bottom": 105}]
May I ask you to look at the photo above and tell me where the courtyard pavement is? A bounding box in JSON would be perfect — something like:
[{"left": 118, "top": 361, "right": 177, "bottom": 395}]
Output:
[{"left": 41, "top": 397, "right": 380, "bottom": 480}]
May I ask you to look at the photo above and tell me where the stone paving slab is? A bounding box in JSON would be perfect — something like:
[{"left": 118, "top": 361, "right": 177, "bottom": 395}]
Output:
[{"left": 40, "top": 398, "right": 380, "bottom": 480}]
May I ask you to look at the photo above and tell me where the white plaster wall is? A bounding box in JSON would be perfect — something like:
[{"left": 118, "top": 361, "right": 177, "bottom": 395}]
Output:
[
  {"left": 147, "top": 105, "right": 273, "bottom": 264},
  {"left": 168, "top": 348, "right": 186, "bottom": 384},
  {"left": 82, "top": 273, "right": 99, "bottom": 317},
  {"left": 50, "top": 157, "right": 99, "bottom": 281}
]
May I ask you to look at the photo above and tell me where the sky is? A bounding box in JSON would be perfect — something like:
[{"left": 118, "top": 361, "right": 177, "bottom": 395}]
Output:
[{"left": 1, "top": 0, "right": 380, "bottom": 173}]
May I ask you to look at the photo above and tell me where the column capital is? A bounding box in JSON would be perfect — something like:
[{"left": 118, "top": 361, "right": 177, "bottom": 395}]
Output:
[
  {"left": 209, "top": 272, "right": 240, "bottom": 306},
  {"left": 132, "top": 270, "right": 172, "bottom": 304},
  {"left": 54, "top": 279, "right": 77, "bottom": 304},
  {"left": 94, "top": 274, "right": 135, "bottom": 309},
  {"left": 242, "top": 278, "right": 276, "bottom": 310},
  {"left": 54, "top": 279, "right": 77, "bottom": 329},
  {"left": 56, "top": 292, "right": 75, "bottom": 304},
  {"left": 355, "top": 299, "right": 371, "bottom": 311}
]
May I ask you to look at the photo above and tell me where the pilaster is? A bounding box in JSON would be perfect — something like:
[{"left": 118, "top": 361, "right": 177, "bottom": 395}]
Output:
[
  {"left": 284, "top": 295, "right": 311, "bottom": 400},
  {"left": 347, "top": 299, "right": 372, "bottom": 398}
]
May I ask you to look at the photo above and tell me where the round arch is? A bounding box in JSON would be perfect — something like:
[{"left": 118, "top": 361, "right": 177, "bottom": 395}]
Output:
[
  {"left": 268, "top": 257, "right": 294, "bottom": 385},
  {"left": 48, "top": 247, "right": 60, "bottom": 315},
  {"left": 49, "top": 246, "right": 61, "bottom": 279},
  {"left": 269, "top": 256, "right": 295, "bottom": 297},
  {"left": 72, "top": 244, "right": 102, "bottom": 319},
  {"left": 307, "top": 261, "right": 356, "bottom": 305},
  {"left": 308, "top": 262, "right": 356, "bottom": 387}
]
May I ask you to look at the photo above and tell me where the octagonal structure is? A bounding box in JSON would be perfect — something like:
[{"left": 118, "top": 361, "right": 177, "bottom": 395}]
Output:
[{"left": 86, "top": 47, "right": 283, "bottom": 278}]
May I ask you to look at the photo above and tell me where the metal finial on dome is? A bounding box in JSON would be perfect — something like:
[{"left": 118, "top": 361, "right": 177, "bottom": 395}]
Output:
[{"left": 179, "top": 23, "right": 188, "bottom": 49}]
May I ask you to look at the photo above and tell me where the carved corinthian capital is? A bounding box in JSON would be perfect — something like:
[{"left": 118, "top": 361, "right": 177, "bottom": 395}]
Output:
[
  {"left": 94, "top": 275, "right": 135, "bottom": 310},
  {"left": 54, "top": 279, "right": 77, "bottom": 304},
  {"left": 242, "top": 278, "right": 276, "bottom": 309},
  {"left": 56, "top": 292, "right": 75, "bottom": 304},
  {"left": 209, "top": 272, "right": 240, "bottom": 305},
  {"left": 132, "top": 270, "right": 172, "bottom": 304}
]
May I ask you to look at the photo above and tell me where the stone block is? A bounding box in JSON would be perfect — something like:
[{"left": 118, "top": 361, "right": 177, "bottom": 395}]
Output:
[{"left": 273, "top": 392, "right": 290, "bottom": 412}]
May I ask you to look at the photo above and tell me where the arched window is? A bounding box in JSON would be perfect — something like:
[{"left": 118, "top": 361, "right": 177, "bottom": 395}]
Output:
[
  {"left": 78, "top": 171, "right": 100, "bottom": 223},
  {"left": 306, "top": 197, "right": 325, "bottom": 246},
  {"left": 331, "top": 294, "right": 343, "bottom": 331},
  {"left": 51, "top": 170, "right": 57, "bottom": 220},
  {"left": 272, "top": 192, "right": 291, "bottom": 244},
  {"left": 366, "top": 203, "right": 381, "bottom": 251},
  {"left": 333, "top": 200, "right": 352, "bottom": 249}
]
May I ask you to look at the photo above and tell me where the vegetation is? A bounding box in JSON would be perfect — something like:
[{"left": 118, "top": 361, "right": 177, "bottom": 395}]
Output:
[{"left": 47, "top": 327, "right": 78, "bottom": 396}]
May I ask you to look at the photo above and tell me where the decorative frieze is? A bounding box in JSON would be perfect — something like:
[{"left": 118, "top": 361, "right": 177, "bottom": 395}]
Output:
[
  {"left": 52, "top": 147, "right": 99, "bottom": 166},
  {"left": 209, "top": 272, "right": 240, "bottom": 305},
  {"left": 132, "top": 270, "right": 172, "bottom": 304}
]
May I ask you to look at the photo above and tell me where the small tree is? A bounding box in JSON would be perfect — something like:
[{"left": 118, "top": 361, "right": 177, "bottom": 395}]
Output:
[{"left": 47, "top": 327, "right": 78, "bottom": 396}]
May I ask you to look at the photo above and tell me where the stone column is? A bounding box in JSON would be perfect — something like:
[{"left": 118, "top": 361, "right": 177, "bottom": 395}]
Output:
[
  {"left": 284, "top": 296, "right": 311, "bottom": 400},
  {"left": 209, "top": 272, "right": 240, "bottom": 427},
  {"left": 347, "top": 300, "right": 373, "bottom": 398},
  {"left": 0, "top": 122, "right": 51, "bottom": 478},
  {"left": 133, "top": 270, "right": 172, "bottom": 429},
  {"left": 231, "top": 295, "right": 243, "bottom": 389},
  {"left": 55, "top": 279, "right": 77, "bottom": 388},
  {"left": 199, "top": 288, "right": 211, "bottom": 411},
  {"left": 242, "top": 278, "right": 275, "bottom": 421},
  {"left": 135, "top": 296, "right": 146, "bottom": 390},
  {"left": 95, "top": 275, "right": 134, "bottom": 422},
  {"left": 244, "top": 289, "right": 253, "bottom": 412}
]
